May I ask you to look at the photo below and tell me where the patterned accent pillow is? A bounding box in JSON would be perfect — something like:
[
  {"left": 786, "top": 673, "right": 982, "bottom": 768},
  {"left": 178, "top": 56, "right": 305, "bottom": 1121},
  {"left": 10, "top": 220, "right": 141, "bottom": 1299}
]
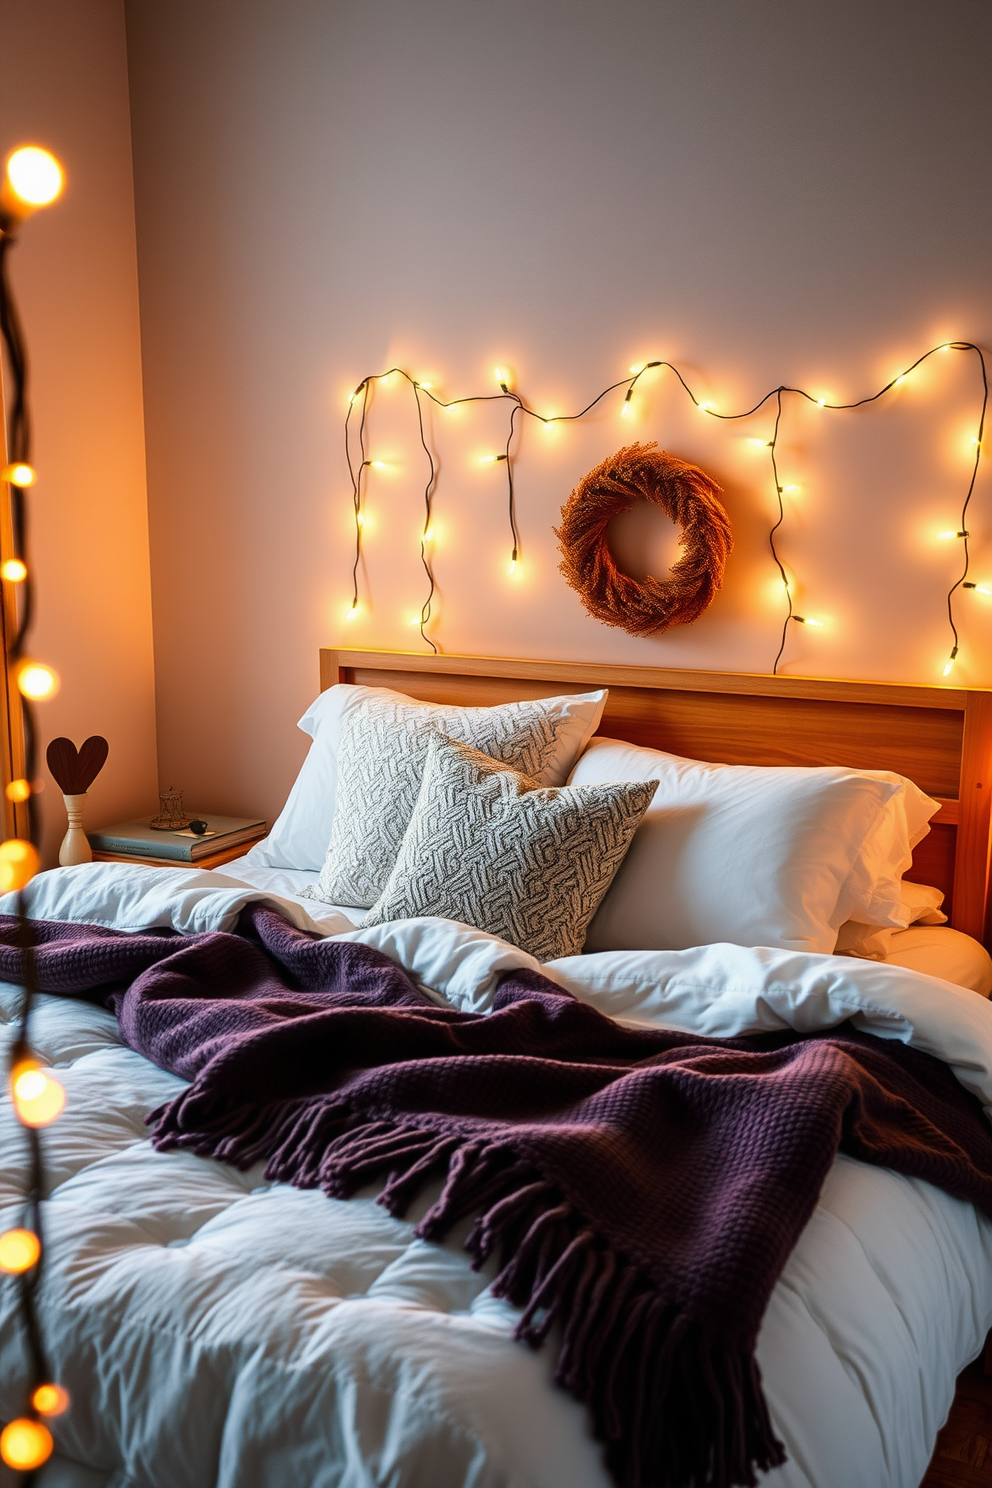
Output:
[
  {"left": 361, "top": 734, "right": 657, "bottom": 961},
  {"left": 301, "top": 687, "right": 606, "bottom": 908}
]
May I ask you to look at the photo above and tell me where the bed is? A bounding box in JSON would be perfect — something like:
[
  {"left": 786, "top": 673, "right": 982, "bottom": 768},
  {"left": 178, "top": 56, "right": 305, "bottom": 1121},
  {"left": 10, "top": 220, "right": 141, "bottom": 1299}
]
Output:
[{"left": 3, "top": 649, "right": 992, "bottom": 1488}]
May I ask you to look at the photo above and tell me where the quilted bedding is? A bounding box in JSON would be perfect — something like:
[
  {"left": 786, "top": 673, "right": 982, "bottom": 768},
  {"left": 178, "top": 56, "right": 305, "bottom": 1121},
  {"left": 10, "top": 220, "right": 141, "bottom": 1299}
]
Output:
[{"left": 3, "top": 864, "right": 992, "bottom": 1488}]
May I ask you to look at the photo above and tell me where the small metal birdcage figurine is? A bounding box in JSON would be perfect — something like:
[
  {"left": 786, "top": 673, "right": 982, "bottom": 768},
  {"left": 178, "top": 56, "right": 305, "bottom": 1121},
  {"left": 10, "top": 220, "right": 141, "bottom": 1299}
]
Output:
[{"left": 150, "top": 786, "right": 191, "bottom": 831}]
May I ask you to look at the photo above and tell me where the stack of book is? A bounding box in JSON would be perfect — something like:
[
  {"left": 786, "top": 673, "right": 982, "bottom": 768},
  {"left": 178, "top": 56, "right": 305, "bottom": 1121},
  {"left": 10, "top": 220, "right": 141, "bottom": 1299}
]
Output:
[{"left": 88, "top": 813, "right": 267, "bottom": 866}]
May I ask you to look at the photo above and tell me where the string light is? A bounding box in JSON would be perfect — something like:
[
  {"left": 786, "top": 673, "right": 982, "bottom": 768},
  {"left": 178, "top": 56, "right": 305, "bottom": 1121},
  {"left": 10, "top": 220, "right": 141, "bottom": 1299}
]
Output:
[
  {"left": 2, "top": 462, "right": 34, "bottom": 488},
  {"left": 10, "top": 1058, "right": 65, "bottom": 1127},
  {"left": 964, "top": 582, "right": 992, "bottom": 597},
  {"left": 16, "top": 661, "right": 59, "bottom": 701},
  {"left": 31, "top": 1385, "right": 69, "bottom": 1417},
  {"left": 343, "top": 341, "right": 986, "bottom": 677},
  {"left": 0, "top": 1228, "right": 41, "bottom": 1274},
  {"left": 944, "top": 646, "right": 959, "bottom": 678},
  {"left": 0, "top": 1419, "right": 53, "bottom": 1472},
  {"left": 1, "top": 139, "right": 68, "bottom": 1479},
  {"left": 2, "top": 146, "right": 63, "bottom": 213},
  {"left": 0, "top": 839, "right": 39, "bottom": 892}
]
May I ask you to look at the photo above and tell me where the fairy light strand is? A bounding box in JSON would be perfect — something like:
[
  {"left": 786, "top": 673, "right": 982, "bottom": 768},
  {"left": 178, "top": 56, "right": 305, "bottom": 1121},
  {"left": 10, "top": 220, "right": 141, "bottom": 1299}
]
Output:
[
  {"left": 0, "top": 144, "right": 67, "bottom": 1482},
  {"left": 343, "top": 343, "right": 987, "bottom": 675}
]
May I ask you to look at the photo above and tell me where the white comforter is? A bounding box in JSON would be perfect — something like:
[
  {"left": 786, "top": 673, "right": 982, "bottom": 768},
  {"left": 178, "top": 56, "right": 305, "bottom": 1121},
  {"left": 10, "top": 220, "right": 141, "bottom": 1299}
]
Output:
[{"left": 3, "top": 863, "right": 992, "bottom": 1488}]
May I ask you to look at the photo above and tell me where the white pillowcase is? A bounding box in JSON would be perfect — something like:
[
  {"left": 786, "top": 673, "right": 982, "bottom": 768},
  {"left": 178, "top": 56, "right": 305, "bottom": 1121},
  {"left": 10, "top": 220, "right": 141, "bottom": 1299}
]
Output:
[
  {"left": 835, "top": 881, "right": 948, "bottom": 961},
  {"left": 570, "top": 737, "right": 939, "bottom": 956},
  {"left": 245, "top": 683, "right": 607, "bottom": 872}
]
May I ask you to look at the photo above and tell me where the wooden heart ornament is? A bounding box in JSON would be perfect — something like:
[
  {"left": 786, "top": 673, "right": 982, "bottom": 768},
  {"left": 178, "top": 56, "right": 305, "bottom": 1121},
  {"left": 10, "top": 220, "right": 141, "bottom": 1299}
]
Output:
[{"left": 46, "top": 736, "right": 109, "bottom": 795}]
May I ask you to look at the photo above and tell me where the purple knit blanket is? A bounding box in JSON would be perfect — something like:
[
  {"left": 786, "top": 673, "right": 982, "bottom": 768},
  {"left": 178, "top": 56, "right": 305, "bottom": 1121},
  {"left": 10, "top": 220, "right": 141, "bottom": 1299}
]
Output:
[{"left": 6, "top": 905, "right": 992, "bottom": 1488}]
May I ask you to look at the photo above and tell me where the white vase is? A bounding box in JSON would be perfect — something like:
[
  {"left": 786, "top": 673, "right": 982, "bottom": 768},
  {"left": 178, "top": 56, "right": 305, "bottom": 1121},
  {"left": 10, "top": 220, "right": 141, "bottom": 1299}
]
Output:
[{"left": 59, "top": 792, "right": 92, "bottom": 866}]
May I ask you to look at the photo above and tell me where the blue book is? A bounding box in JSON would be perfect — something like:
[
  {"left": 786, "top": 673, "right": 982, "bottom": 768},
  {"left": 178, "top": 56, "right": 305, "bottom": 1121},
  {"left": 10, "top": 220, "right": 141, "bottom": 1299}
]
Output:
[{"left": 87, "top": 813, "right": 266, "bottom": 862}]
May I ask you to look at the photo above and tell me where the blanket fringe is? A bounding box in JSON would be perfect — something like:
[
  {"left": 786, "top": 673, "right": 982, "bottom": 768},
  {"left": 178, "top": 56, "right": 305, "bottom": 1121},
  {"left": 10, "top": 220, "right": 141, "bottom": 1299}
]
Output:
[{"left": 150, "top": 1094, "right": 785, "bottom": 1488}]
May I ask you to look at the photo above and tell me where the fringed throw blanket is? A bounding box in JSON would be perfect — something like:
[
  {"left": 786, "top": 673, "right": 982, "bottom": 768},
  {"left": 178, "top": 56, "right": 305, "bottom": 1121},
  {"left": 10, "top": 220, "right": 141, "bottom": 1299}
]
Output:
[{"left": 6, "top": 907, "right": 992, "bottom": 1488}]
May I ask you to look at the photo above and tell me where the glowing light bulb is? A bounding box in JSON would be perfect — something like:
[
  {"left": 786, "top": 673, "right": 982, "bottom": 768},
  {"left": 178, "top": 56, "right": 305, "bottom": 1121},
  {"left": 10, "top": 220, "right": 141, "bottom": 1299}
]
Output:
[
  {"left": 894, "top": 375, "right": 906, "bottom": 387},
  {"left": 816, "top": 398, "right": 827, "bottom": 408},
  {"left": 629, "top": 363, "right": 646, "bottom": 375},
  {"left": 344, "top": 602, "right": 358, "bottom": 621},
  {"left": 5, "top": 778, "right": 31, "bottom": 803},
  {"left": 4, "top": 146, "right": 64, "bottom": 208},
  {"left": 16, "top": 660, "right": 59, "bottom": 700},
  {"left": 0, "top": 1227, "right": 41, "bottom": 1273},
  {"left": 355, "top": 511, "right": 365, "bottom": 529},
  {"left": 542, "top": 418, "right": 558, "bottom": 431},
  {"left": 782, "top": 484, "right": 801, "bottom": 494},
  {"left": 2, "top": 558, "right": 27, "bottom": 581},
  {"left": 494, "top": 367, "right": 510, "bottom": 392},
  {"left": 2, "top": 463, "right": 35, "bottom": 488},
  {"left": 697, "top": 401, "right": 712, "bottom": 413},
  {"left": 794, "top": 616, "right": 824, "bottom": 628},
  {"left": 422, "top": 526, "right": 433, "bottom": 543},
  {"left": 965, "top": 583, "right": 992, "bottom": 597},
  {"left": 747, "top": 437, "right": 771, "bottom": 448},
  {"left": 32, "top": 1384, "right": 70, "bottom": 1417},
  {"left": 943, "top": 646, "right": 959, "bottom": 678},
  {"left": 406, "top": 614, "right": 421, "bottom": 628},
  {"left": 938, "top": 530, "right": 968, "bottom": 541},
  {"left": 11, "top": 1057, "right": 66, "bottom": 1127},
  {"left": 0, "top": 1418, "right": 53, "bottom": 1472},
  {"left": 0, "top": 838, "right": 39, "bottom": 891},
  {"left": 479, "top": 453, "right": 507, "bottom": 465},
  {"left": 418, "top": 381, "right": 432, "bottom": 391},
  {"left": 508, "top": 550, "right": 519, "bottom": 576},
  {"left": 369, "top": 460, "right": 387, "bottom": 470}
]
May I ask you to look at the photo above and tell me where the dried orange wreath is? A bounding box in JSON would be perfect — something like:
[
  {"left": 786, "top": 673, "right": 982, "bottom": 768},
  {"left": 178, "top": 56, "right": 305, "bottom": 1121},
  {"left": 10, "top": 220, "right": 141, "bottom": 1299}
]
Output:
[{"left": 555, "top": 443, "right": 733, "bottom": 636}]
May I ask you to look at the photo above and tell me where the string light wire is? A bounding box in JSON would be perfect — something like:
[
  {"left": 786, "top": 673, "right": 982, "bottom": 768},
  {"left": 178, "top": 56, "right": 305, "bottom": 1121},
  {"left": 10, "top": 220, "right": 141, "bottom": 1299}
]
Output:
[
  {"left": 343, "top": 344, "right": 987, "bottom": 673},
  {"left": 1, "top": 151, "right": 65, "bottom": 1483}
]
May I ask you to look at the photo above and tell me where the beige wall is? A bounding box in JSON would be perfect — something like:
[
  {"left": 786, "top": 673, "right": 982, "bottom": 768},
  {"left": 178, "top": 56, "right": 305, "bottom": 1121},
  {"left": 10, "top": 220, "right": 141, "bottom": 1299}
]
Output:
[
  {"left": 123, "top": 0, "right": 992, "bottom": 830},
  {"left": 0, "top": 0, "right": 158, "bottom": 863}
]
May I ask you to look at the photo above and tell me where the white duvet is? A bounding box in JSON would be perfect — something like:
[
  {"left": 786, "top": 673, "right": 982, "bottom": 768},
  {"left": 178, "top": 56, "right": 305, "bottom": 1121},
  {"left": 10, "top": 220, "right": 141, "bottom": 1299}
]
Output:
[{"left": 3, "top": 863, "right": 992, "bottom": 1488}]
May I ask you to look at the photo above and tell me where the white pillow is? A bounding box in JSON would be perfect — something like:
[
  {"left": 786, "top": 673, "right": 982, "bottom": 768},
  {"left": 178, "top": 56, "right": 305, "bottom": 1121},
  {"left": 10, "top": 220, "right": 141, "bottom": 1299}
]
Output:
[
  {"left": 570, "top": 736, "right": 938, "bottom": 955},
  {"left": 245, "top": 683, "right": 606, "bottom": 872},
  {"left": 835, "top": 881, "right": 948, "bottom": 961}
]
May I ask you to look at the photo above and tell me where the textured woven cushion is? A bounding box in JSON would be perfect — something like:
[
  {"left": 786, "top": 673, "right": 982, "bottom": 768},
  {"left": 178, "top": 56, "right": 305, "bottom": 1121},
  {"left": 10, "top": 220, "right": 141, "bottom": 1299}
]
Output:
[
  {"left": 301, "top": 686, "right": 606, "bottom": 908},
  {"left": 360, "top": 735, "right": 657, "bottom": 960}
]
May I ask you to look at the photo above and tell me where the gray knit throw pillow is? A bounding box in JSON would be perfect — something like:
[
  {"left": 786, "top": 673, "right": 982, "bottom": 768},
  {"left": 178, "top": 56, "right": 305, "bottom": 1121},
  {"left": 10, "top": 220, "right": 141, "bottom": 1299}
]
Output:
[
  {"left": 361, "top": 734, "right": 658, "bottom": 961},
  {"left": 302, "top": 689, "right": 604, "bottom": 909}
]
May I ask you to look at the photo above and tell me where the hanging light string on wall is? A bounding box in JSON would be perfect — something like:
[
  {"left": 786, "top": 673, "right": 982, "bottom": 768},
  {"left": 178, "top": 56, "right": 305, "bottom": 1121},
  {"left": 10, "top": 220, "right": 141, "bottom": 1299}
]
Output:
[
  {"left": 0, "top": 144, "right": 69, "bottom": 1481},
  {"left": 343, "top": 341, "right": 987, "bottom": 676}
]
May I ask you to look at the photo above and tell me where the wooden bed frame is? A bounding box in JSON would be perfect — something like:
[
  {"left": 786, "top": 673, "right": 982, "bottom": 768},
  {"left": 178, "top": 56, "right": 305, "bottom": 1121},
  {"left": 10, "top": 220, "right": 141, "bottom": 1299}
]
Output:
[{"left": 320, "top": 649, "right": 992, "bottom": 948}]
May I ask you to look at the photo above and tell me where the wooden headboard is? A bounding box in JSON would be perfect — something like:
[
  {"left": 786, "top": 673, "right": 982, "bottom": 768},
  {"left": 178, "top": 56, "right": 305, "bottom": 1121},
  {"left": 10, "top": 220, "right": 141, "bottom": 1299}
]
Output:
[{"left": 320, "top": 649, "right": 992, "bottom": 947}]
